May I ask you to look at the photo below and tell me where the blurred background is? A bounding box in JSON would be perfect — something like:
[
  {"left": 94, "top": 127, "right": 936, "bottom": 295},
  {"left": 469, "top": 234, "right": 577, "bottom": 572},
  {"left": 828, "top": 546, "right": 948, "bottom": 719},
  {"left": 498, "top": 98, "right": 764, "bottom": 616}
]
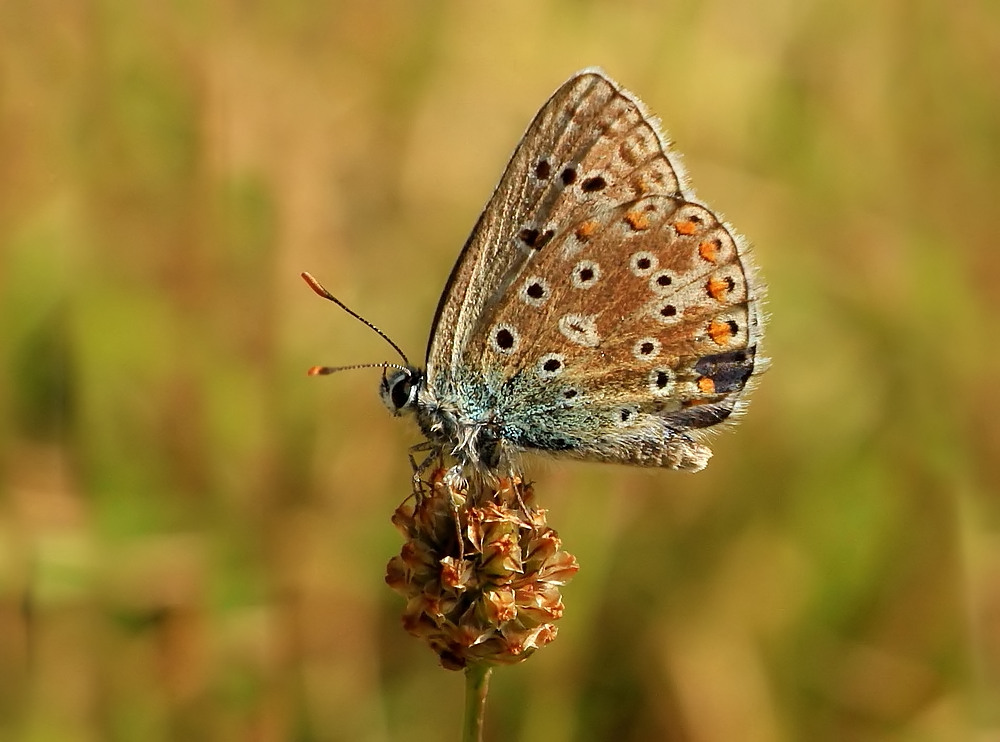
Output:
[{"left": 2, "top": 1, "right": 999, "bottom": 740}]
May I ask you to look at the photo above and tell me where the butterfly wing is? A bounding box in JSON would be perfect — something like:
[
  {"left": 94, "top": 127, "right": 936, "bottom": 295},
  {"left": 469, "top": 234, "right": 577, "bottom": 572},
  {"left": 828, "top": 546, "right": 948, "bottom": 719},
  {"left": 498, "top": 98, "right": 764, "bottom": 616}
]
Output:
[
  {"left": 425, "top": 70, "right": 682, "bottom": 381},
  {"left": 470, "top": 194, "right": 764, "bottom": 470},
  {"left": 427, "top": 70, "right": 764, "bottom": 471}
]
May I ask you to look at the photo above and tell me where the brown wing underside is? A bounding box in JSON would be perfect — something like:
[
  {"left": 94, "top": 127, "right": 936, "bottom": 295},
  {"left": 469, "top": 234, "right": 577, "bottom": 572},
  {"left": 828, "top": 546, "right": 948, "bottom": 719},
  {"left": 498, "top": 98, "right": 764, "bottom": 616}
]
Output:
[
  {"left": 423, "top": 69, "right": 764, "bottom": 467},
  {"left": 466, "top": 195, "right": 763, "bottom": 427},
  {"left": 426, "top": 70, "right": 683, "bottom": 381}
]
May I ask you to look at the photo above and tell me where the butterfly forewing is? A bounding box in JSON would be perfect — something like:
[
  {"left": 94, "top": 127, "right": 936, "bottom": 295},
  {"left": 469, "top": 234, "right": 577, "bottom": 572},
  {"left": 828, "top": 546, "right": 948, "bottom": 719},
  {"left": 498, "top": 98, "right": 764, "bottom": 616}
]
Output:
[{"left": 425, "top": 71, "right": 682, "bottom": 382}]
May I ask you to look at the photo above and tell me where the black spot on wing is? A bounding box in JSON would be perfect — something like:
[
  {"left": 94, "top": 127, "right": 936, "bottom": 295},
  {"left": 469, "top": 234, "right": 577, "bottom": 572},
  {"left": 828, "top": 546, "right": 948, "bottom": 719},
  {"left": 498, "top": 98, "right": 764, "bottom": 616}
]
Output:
[
  {"left": 671, "top": 404, "right": 734, "bottom": 429},
  {"left": 694, "top": 347, "right": 756, "bottom": 394},
  {"left": 519, "top": 227, "right": 555, "bottom": 250}
]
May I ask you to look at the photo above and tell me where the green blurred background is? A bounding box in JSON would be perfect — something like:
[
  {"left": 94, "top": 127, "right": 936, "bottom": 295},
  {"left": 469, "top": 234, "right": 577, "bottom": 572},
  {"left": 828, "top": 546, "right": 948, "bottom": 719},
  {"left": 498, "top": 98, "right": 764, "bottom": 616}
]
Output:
[{"left": 3, "top": 1, "right": 999, "bottom": 740}]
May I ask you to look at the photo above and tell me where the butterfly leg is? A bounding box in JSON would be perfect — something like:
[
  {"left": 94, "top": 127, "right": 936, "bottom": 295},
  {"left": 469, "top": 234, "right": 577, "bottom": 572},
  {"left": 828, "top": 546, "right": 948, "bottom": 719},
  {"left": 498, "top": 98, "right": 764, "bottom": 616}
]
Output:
[{"left": 408, "top": 442, "right": 443, "bottom": 478}]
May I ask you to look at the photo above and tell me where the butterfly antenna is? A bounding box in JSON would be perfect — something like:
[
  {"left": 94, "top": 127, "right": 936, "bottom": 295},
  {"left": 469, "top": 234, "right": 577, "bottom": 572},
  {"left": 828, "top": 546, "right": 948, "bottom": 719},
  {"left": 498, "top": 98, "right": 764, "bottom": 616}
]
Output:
[
  {"left": 307, "top": 361, "right": 410, "bottom": 377},
  {"left": 301, "top": 271, "right": 410, "bottom": 366}
]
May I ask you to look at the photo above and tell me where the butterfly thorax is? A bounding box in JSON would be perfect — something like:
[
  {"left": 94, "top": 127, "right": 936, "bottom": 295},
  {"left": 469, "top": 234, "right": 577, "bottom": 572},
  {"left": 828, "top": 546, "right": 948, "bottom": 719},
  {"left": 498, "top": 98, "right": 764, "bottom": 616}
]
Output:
[{"left": 381, "top": 367, "right": 509, "bottom": 470}]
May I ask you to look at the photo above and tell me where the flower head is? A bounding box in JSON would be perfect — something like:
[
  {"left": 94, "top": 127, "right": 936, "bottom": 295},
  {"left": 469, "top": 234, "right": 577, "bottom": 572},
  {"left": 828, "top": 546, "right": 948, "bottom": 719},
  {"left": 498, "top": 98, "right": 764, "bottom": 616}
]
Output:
[{"left": 386, "top": 467, "right": 579, "bottom": 670}]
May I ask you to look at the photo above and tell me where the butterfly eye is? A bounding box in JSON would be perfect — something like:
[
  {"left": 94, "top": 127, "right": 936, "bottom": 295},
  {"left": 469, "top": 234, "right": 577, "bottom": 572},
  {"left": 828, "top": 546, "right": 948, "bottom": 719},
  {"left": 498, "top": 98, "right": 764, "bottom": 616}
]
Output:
[
  {"left": 381, "top": 369, "right": 417, "bottom": 415},
  {"left": 391, "top": 377, "right": 412, "bottom": 410}
]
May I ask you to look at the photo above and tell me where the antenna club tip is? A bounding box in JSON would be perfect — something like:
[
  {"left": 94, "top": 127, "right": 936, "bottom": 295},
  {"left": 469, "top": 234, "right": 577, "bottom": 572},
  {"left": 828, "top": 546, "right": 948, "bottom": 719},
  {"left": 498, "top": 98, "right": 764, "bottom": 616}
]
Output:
[
  {"left": 307, "top": 365, "right": 331, "bottom": 376},
  {"left": 301, "top": 271, "right": 335, "bottom": 300}
]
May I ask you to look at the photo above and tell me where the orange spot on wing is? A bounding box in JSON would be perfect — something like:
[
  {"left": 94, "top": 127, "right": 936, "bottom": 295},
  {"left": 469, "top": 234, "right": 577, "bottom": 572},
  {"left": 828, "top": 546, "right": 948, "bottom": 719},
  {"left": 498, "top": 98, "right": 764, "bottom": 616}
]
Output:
[
  {"left": 697, "top": 377, "right": 716, "bottom": 394},
  {"left": 624, "top": 210, "right": 651, "bottom": 230},
  {"left": 708, "top": 319, "right": 734, "bottom": 345},
  {"left": 698, "top": 240, "right": 719, "bottom": 263},
  {"left": 674, "top": 220, "right": 697, "bottom": 235},
  {"left": 575, "top": 220, "right": 599, "bottom": 240},
  {"left": 706, "top": 276, "right": 730, "bottom": 301}
]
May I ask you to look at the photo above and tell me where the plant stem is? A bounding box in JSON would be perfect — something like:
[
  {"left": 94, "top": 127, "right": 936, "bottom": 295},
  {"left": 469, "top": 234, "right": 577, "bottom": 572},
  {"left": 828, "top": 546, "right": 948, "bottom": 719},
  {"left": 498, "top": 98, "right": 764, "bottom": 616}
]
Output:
[{"left": 462, "top": 663, "right": 493, "bottom": 742}]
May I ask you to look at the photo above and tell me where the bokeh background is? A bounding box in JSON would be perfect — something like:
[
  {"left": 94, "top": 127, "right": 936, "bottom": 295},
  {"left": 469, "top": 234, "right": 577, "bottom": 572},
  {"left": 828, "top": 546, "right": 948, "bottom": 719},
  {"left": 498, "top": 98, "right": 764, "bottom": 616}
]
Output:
[{"left": 3, "top": 1, "right": 999, "bottom": 740}]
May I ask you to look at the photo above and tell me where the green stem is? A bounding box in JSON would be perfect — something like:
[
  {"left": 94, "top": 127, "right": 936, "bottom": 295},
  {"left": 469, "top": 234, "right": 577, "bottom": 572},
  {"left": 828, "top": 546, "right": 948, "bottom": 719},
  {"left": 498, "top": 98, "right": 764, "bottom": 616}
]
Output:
[{"left": 462, "top": 663, "right": 493, "bottom": 742}]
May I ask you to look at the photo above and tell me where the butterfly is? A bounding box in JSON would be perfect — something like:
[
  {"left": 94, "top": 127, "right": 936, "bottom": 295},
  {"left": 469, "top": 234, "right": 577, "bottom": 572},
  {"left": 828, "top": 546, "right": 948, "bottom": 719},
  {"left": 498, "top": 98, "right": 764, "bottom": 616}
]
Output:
[{"left": 306, "top": 68, "right": 765, "bottom": 477}]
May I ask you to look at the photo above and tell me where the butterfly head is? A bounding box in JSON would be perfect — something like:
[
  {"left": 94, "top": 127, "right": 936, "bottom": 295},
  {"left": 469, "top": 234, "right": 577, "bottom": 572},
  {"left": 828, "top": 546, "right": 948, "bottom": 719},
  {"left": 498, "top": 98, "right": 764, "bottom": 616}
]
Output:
[
  {"left": 300, "top": 271, "right": 429, "bottom": 418},
  {"left": 380, "top": 366, "right": 423, "bottom": 416}
]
